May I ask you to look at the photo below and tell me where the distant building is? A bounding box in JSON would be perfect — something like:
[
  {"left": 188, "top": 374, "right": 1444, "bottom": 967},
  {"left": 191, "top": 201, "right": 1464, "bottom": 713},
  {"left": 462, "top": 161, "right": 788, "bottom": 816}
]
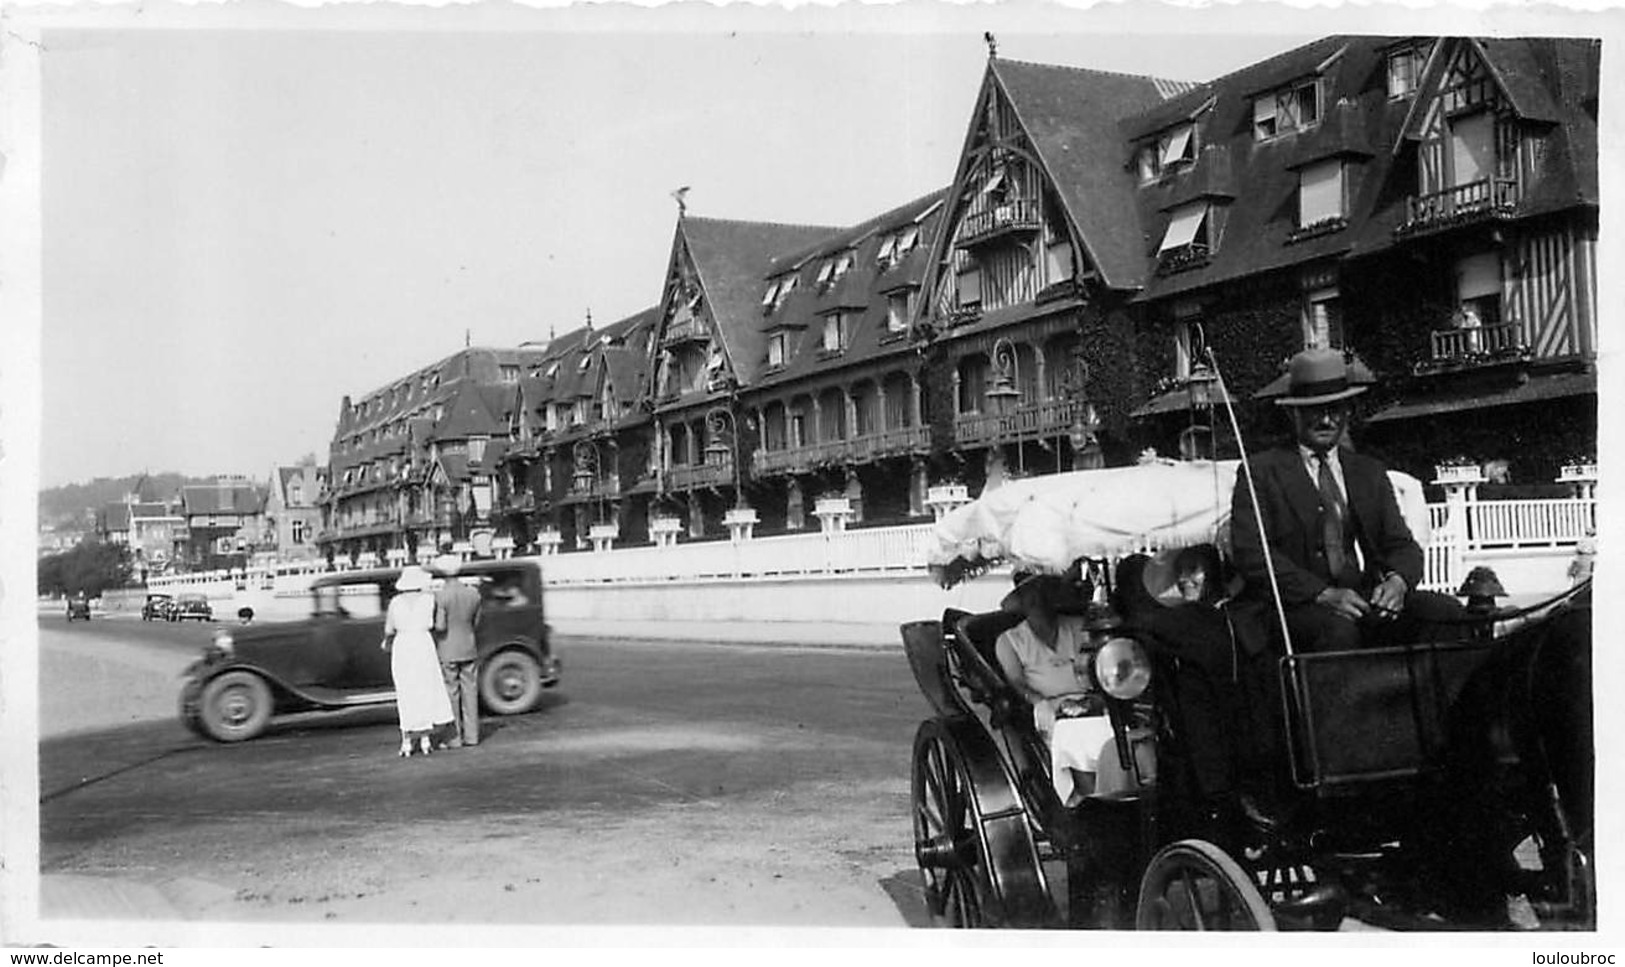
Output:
[
  {"left": 95, "top": 475, "right": 185, "bottom": 579},
  {"left": 179, "top": 476, "right": 267, "bottom": 571},
  {"left": 265, "top": 464, "right": 325, "bottom": 562}
]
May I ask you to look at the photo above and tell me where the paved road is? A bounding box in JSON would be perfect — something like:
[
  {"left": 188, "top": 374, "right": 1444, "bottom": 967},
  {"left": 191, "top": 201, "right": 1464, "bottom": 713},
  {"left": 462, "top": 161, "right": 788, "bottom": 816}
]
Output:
[{"left": 35, "top": 616, "right": 935, "bottom": 931}]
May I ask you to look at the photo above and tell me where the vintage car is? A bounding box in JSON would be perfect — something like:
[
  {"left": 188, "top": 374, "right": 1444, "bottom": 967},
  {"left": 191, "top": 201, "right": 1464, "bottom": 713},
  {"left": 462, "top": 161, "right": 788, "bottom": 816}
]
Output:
[
  {"left": 141, "top": 593, "right": 174, "bottom": 621},
  {"left": 179, "top": 558, "right": 559, "bottom": 742},
  {"left": 168, "top": 592, "right": 214, "bottom": 622},
  {"left": 66, "top": 595, "right": 91, "bottom": 621}
]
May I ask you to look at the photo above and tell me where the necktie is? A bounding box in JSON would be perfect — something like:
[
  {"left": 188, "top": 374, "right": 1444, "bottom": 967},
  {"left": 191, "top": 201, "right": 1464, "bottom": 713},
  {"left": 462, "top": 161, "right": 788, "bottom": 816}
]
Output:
[{"left": 1316, "top": 454, "right": 1348, "bottom": 580}]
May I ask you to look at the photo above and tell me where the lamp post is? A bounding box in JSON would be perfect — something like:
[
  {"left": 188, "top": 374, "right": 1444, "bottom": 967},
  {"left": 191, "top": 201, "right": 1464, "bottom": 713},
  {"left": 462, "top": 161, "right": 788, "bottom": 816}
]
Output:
[
  {"left": 1057, "top": 346, "right": 1101, "bottom": 471},
  {"left": 985, "top": 337, "right": 1024, "bottom": 476},
  {"left": 572, "top": 439, "right": 603, "bottom": 523},
  {"left": 703, "top": 406, "right": 747, "bottom": 509}
]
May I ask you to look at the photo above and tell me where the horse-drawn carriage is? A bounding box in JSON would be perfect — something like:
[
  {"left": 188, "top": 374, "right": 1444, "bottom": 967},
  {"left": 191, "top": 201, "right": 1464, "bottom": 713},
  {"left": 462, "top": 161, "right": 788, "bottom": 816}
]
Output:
[{"left": 900, "top": 459, "right": 1593, "bottom": 931}]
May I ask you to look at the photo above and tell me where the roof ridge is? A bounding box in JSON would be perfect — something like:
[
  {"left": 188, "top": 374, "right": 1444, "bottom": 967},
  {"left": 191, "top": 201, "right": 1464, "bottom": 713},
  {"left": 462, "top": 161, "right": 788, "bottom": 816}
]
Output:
[
  {"left": 995, "top": 56, "right": 1190, "bottom": 92},
  {"left": 1171, "top": 34, "right": 1359, "bottom": 95},
  {"left": 683, "top": 214, "right": 843, "bottom": 234}
]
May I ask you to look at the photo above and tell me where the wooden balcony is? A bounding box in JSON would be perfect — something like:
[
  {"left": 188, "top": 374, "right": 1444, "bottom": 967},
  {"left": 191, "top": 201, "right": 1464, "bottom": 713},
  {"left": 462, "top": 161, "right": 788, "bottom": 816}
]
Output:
[
  {"left": 665, "top": 460, "right": 733, "bottom": 491},
  {"left": 753, "top": 426, "right": 930, "bottom": 475},
  {"left": 956, "top": 199, "right": 1042, "bottom": 249},
  {"left": 567, "top": 476, "right": 622, "bottom": 501},
  {"left": 1398, "top": 178, "right": 1520, "bottom": 236},
  {"left": 662, "top": 316, "right": 706, "bottom": 345},
  {"left": 1428, "top": 321, "right": 1525, "bottom": 362},
  {"left": 955, "top": 398, "right": 1091, "bottom": 446}
]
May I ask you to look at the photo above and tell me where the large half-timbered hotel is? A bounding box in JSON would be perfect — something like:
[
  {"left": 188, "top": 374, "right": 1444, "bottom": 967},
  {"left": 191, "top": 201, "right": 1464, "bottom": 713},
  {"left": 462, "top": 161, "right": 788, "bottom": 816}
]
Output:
[{"left": 315, "top": 35, "right": 1598, "bottom": 563}]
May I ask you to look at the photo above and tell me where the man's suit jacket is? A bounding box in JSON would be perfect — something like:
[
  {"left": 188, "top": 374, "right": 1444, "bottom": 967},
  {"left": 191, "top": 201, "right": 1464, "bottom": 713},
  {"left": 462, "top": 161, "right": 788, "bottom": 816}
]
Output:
[
  {"left": 1230, "top": 446, "right": 1424, "bottom": 608},
  {"left": 433, "top": 579, "right": 483, "bottom": 663}
]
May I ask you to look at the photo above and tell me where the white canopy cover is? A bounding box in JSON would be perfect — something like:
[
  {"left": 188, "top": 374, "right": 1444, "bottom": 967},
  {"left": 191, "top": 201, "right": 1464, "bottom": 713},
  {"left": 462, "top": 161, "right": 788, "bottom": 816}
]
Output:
[{"left": 926, "top": 459, "right": 1430, "bottom": 588}]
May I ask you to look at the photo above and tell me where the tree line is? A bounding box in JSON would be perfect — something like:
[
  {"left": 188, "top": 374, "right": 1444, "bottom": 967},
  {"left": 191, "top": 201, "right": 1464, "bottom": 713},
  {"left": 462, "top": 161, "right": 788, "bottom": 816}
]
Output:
[{"left": 38, "top": 540, "right": 134, "bottom": 599}]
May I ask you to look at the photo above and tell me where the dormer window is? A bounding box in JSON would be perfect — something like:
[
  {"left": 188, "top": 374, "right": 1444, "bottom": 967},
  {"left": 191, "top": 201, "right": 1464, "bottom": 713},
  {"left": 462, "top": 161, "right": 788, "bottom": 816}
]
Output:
[
  {"left": 577, "top": 355, "right": 592, "bottom": 372},
  {"left": 1253, "top": 80, "right": 1321, "bottom": 141},
  {"left": 1158, "top": 201, "right": 1213, "bottom": 255},
  {"left": 821, "top": 313, "right": 851, "bottom": 354},
  {"left": 1298, "top": 159, "right": 1347, "bottom": 228},
  {"left": 833, "top": 250, "right": 854, "bottom": 281},
  {"left": 767, "top": 332, "right": 786, "bottom": 369},
  {"left": 768, "top": 274, "right": 798, "bottom": 310},
  {"left": 816, "top": 258, "right": 836, "bottom": 287},
  {"left": 886, "top": 291, "right": 910, "bottom": 333},
  {"left": 500, "top": 365, "right": 519, "bottom": 383},
  {"left": 545, "top": 360, "right": 560, "bottom": 379},
  {"left": 1161, "top": 124, "right": 1196, "bottom": 168},
  {"left": 469, "top": 437, "right": 488, "bottom": 463},
  {"left": 1387, "top": 43, "right": 1428, "bottom": 98}
]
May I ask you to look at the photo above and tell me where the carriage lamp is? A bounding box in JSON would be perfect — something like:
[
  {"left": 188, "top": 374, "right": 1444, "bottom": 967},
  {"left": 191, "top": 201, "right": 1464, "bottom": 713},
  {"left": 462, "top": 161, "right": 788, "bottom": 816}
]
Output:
[
  {"left": 1456, "top": 566, "right": 1507, "bottom": 611},
  {"left": 1094, "top": 637, "right": 1151, "bottom": 700}
]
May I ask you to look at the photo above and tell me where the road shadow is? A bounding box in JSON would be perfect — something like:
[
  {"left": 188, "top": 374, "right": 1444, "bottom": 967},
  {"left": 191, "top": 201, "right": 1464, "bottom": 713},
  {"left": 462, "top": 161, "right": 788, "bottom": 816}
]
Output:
[{"left": 878, "top": 869, "right": 933, "bottom": 928}]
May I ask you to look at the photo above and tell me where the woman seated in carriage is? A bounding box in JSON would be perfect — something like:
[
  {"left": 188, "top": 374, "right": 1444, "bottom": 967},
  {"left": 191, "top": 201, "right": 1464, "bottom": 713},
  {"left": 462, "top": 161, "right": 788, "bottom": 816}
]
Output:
[{"left": 994, "top": 568, "right": 1147, "bottom": 805}]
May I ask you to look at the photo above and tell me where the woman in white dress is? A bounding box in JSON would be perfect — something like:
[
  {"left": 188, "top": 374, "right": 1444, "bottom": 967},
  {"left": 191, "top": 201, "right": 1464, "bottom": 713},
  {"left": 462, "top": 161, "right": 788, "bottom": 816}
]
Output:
[{"left": 382, "top": 565, "right": 454, "bottom": 757}]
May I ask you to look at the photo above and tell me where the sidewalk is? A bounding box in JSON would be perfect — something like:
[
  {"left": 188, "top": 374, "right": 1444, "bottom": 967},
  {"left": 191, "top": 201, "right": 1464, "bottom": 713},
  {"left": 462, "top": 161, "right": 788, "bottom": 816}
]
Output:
[{"left": 36, "top": 874, "right": 235, "bottom": 921}]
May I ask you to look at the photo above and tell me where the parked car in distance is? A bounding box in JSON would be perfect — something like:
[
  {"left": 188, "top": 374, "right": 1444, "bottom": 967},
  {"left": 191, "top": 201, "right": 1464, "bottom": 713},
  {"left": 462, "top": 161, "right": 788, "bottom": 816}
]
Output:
[
  {"left": 168, "top": 592, "right": 214, "bottom": 622},
  {"left": 66, "top": 596, "right": 91, "bottom": 621},
  {"left": 142, "top": 593, "right": 174, "bottom": 621},
  {"left": 179, "top": 558, "right": 559, "bottom": 742}
]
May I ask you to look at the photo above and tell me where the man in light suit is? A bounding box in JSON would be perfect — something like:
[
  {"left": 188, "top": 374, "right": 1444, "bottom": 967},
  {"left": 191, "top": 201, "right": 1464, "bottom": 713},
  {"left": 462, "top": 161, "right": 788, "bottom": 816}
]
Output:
[
  {"left": 433, "top": 544, "right": 484, "bottom": 747},
  {"left": 1230, "top": 349, "right": 1465, "bottom": 653}
]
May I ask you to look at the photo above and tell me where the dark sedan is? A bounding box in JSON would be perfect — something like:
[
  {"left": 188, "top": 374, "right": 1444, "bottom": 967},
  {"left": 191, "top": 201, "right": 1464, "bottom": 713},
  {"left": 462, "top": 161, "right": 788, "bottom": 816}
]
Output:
[
  {"left": 168, "top": 592, "right": 214, "bottom": 622},
  {"left": 66, "top": 596, "right": 91, "bottom": 621},
  {"left": 141, "top": 593, "right": 174, "bottom": 621},
  {"left": 178, "top": 559, "right": 559, "bottom": 742}
]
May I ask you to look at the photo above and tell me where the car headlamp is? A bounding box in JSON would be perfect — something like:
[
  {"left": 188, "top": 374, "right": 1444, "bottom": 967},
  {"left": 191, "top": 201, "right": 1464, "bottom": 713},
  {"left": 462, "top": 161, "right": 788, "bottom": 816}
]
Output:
[
  {"left": 211, "top": 628, "right": 235, "bottom": 656},
  {"left": 1094, "top": 636, "right": 1151, "bottom": 700}
]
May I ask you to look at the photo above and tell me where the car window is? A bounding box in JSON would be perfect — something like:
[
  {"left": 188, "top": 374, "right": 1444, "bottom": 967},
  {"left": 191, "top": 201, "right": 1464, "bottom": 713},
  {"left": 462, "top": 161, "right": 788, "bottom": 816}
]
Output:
[
  {"left": 312, "top": 584, "right": 385, "bottom": 619},
  {"left": 476, "top": 571, "right": 532, "bottom": 608}
]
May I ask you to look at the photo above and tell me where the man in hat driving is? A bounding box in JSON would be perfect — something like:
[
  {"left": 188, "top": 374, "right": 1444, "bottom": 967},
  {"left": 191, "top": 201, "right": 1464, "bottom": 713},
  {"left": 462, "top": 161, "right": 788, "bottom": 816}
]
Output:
[{"left": 1230, "top": 348, "right": 1464, "bottom": 653}]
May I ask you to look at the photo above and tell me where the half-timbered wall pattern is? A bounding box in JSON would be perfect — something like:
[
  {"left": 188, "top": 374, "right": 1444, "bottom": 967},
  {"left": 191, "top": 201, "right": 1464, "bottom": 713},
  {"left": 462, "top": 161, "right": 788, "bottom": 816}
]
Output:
[{"left": 1507, "top": 227, "right": 1584, "bottom": 359}]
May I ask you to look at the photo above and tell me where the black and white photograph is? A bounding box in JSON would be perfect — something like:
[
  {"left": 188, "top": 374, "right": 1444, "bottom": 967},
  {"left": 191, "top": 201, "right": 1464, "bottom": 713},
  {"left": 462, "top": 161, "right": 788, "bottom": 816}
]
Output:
[{"left": 1, "top": 0, "right": 1617, "bottom": 952}]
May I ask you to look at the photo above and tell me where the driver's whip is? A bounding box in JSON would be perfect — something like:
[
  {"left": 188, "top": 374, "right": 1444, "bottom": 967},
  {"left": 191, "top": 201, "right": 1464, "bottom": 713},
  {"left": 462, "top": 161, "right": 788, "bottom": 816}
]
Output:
[{"left": 1205, "top": 347, "right": 1295, "bottom": 657}]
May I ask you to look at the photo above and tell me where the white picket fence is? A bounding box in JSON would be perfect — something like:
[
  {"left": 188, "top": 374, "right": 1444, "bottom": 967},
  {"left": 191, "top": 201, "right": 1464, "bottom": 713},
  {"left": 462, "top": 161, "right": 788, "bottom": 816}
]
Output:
[{"left": 147, "top": 497, "right": 1594, "bottom": 602}]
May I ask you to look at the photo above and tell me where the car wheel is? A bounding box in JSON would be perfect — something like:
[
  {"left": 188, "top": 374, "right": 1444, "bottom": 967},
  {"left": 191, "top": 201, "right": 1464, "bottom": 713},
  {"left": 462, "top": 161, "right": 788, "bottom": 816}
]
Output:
[
  {"left": 479, "top": 650, "right": 544, "bottom": 716},
  {"left": 197, "top": 671, "right": 273, "bottom": 742}
]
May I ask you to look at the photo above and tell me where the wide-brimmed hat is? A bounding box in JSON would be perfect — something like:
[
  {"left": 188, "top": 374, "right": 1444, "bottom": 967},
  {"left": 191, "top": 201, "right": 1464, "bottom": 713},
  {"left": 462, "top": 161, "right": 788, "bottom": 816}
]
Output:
[
  {"left": 1000, "top": 569, "right": 1071, "bottom": 613},
  {"left": 395, "top": 565, "right": 431, "bottom": 592},
  {"left": 433, "top": 552, "right": 462, "bottom": 576},
  {"left": 1275, "top": 348, "right": 1368, "bottom": 407}
]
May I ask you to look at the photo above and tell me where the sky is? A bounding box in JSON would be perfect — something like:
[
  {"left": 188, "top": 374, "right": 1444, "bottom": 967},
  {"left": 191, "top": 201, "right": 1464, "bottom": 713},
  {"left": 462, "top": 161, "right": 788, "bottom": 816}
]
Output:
[{"left": 22, "top": 2, "right": 1622, "bottom": 489}]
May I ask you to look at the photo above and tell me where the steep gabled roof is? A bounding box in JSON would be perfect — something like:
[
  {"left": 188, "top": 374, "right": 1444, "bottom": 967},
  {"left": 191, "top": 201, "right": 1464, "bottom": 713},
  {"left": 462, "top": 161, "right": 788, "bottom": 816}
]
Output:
[
  {"left": 990, "top": 59, "right": 1191, "bottom": 290},
  {"left": 101, "top": 503, "right": 131, "bottom": 532},
  {"left": 676, "top": 217, "right": 842, "bottom": 388},
  {"left": 435, "top": 380, "right": 510, "bottom": 440},
  {"left": 1127, "top": 36, "right": 1414, "bottom": 301},
  {"left": 753, "top": 190, "right": 947, "bottom": 391}
]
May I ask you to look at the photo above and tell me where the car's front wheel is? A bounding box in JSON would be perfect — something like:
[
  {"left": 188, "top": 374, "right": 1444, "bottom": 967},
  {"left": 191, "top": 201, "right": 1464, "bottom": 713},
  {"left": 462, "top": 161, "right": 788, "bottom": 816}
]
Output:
[
  {"left": 197, "top": 671, "right": 273, "bottom": 742},
  {"left": 479, "top": 650, "right": 544, "bottom": 715}
]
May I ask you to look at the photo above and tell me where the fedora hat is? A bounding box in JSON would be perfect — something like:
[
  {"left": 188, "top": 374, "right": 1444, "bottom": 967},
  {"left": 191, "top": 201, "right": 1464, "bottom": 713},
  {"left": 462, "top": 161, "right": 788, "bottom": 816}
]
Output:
[
  {"left": 395, "top": 565, "right": 431, "bottom": 592},
  {"left": 1275, "top": 348, "right": 1368, "bottom": 407}
]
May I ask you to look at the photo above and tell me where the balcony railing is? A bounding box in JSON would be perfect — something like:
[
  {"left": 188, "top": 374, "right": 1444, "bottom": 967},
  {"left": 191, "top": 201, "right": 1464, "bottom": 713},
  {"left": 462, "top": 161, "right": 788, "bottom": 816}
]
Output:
[
  {"left": 957, "top": 198, "right": 1042, "bottom": 249},
  {"left": 568, "top": 476, "right": 622, "bottom": 500},
  {"left": 1428, "top": 321, "right": 1524, "bottom": 362},
  {"left": 955, "top": 398, "right": 1091, "bottom": 446},
  {"left": 662, "top": 316, "right": 705, "bottom": 345},
  {"left": 753, "top": 426, "right": 930, "bottom": 475},
  {"left": 665, "top": 460, "right": 733, "bottom": 491},
  {"left": 1398, "top": 177, "right": 1520, "bottom": 235}
]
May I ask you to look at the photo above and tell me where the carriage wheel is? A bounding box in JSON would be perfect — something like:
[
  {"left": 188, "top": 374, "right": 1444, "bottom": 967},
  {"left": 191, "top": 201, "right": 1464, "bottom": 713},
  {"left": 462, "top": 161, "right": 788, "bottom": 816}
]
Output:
[
  {"left": 911, "top": 718, "right": 1052, "bottom": 928},
  {"left": 1136, "top": 839, "right": 1276, "bottom": 931}
]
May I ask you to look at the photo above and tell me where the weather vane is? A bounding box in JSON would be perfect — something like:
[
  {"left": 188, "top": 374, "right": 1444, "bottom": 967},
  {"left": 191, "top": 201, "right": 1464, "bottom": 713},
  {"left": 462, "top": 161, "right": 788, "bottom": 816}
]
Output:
[
  {"left": 670, "top": 185, "right": 691, "bottom": 216},
  {"left": 984, "top": 32, "right": 997, "bottom": 59}
]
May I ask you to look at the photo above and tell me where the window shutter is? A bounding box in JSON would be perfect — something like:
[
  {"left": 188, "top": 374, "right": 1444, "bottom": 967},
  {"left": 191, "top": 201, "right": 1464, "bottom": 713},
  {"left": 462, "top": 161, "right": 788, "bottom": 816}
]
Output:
[
  {"left": 1159, "top": 203, "right": 1207, "bottom": 252},
  {"left": 1160, "top": 125, "right": 1193, "bottom": 167},
  {"left": 1298, "top": 160, "right": 1344, "bottom": 226}
]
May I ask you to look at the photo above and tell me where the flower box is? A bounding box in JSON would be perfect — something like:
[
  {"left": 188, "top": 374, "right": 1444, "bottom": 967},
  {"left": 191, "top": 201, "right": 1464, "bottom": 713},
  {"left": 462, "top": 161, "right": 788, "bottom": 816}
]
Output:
[
  {"left": 1433, "top": 464, "right": 1485, "bottom": 485},
  {"left": 649, "top": 516, "right": 684, "bottom": 534},
  {"left": 814, "top": 497, "right": 852, "bottom": 517},
  {"left": 535, "top": 529, "right": 563, "bottom": 545},
  {"left": 1558, "top": 464, "right": 1599, "bottom": 483},
  {"left": 722, "top": 507, "right": 760, "bottom": 526},
  {"left": 588, "top": 524, "right": 620, "bottom": 541},
  {"left": 926, "top": 484, "right": 970, "bottom": 506}
]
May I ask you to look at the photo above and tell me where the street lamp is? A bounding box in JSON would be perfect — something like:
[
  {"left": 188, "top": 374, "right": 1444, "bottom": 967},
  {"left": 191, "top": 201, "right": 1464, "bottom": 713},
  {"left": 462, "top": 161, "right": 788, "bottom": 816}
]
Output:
[
  {"left": 703, "top": 407, "right": 747, "bottom": 509},
  {"left": 572, "top": 439, "right": 604, "bottom": 523},
  {"left": 1058, "top": 346, "right": 1103, "bottom": 471},
  {"left": 985, "top": 337, "right": 1024, "bottom": 476}
]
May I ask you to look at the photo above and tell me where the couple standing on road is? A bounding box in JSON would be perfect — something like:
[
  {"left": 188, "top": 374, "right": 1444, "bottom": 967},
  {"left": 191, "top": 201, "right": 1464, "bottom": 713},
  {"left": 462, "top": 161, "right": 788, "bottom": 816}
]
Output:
[{"left": 380, "top": 542, "right": 483, "bottom": 758}]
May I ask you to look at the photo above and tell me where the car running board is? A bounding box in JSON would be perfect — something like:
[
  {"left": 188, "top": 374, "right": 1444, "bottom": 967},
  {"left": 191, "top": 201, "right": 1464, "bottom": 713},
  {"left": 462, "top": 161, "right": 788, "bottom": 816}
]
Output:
[{"left": 292, "top": 686, "right": 397, "bottom": 708}]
